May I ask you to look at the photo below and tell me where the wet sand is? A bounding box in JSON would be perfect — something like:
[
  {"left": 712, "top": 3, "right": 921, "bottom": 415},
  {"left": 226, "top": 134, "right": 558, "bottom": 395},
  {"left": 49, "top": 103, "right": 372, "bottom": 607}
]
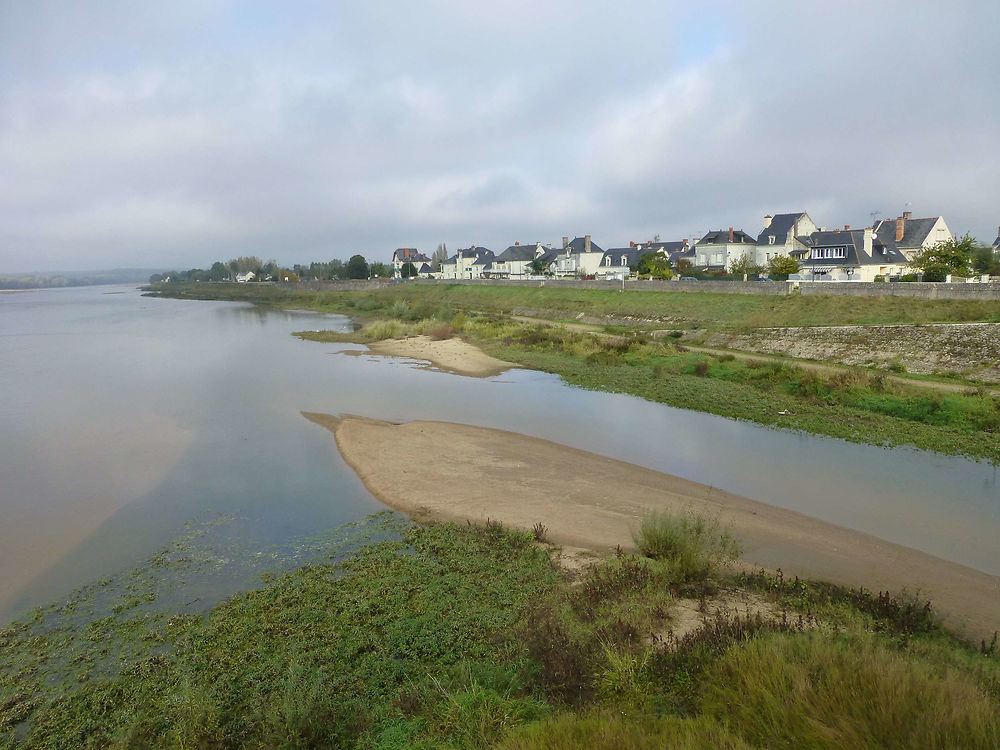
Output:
[{"left": 305, "top": 412, "right": 1000, "bottom": 641}]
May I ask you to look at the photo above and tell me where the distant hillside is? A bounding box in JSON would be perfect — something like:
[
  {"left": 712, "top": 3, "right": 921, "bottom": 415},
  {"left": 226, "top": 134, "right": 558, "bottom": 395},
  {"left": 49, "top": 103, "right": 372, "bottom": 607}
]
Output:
[{"left": 0, "top": 268, "right": 165, "bottom": 289}]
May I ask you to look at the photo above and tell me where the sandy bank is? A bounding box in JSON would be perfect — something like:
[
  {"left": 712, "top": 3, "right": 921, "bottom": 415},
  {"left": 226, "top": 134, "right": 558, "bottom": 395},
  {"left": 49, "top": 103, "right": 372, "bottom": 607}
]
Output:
[
  {"left": 361, "top": 335, "right": 514, "bottom": 377},
  {"left": 304, "top": 412, "right": 1000, "bottom": 641}
]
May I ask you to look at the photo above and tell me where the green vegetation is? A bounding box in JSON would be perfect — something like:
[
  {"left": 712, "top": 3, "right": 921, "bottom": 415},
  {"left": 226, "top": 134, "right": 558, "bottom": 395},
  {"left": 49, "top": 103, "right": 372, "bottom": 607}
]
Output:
[
  {"left": 909, "top": 233, "right": 998, "bottom": 281},
  {"left": 3, "top": 514, "right": 998, "bottom": 748},
  {"left": 633, "top": 510, "right": 740, "bottom": 584}
]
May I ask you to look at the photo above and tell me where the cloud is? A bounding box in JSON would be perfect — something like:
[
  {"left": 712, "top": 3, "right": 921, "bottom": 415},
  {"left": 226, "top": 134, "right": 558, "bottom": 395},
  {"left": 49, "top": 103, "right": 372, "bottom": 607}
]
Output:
[{"left": 1, "top": 0, "right": 998, "bottom": 271}]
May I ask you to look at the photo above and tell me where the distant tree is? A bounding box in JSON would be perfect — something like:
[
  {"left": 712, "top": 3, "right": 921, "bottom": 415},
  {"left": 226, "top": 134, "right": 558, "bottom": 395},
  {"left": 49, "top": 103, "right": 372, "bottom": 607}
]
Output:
[
  {"left": 675, "top": 258, "right": 694, "bottom": 275},
  {"left": 148, "top": 273, "right": 165, "bottom": 284},
  {"left": 346, "top": 254, "right": 369, "bottom": 279},
  {"left": 209, "top": 261, "right": 228, "bottom": 281},
  {"left": 971, "top": 242, "right": 1000, "bottom": 276},
  {"left": 909, "top": 233, "right": 980, "bottom": 280},
  {"left": 369, "top": 261, "right": 391, "bottom": 278},
  {"left": 399, "top": 262, "right": 418, "bottom": 278},
  {"left": 767, "top": 255, "right": 798, "bottom": 280},
  {"left": 432, "top": 243, "right": 448, "bottom": 271},
  {"left": 278, "top": 269, "right": 300, "bottom": 282},
  {"left": 730, "top": 252, "right": 762, "bottom": 278},
  {"left": 528, "top": 257, "right": 550, "bottom": 276},
  {"left": 228, "top": 256, "right": 263, "bottom": 275},
  {"left": 637, "top": 252, "right": 673, "bottom": 279}
]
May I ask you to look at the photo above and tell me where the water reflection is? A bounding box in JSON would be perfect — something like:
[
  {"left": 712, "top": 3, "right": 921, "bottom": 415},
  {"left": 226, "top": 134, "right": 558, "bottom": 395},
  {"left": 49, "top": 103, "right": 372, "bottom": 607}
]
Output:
[{"left": 1, "top": 286, "right": 998, "bottom": 625}]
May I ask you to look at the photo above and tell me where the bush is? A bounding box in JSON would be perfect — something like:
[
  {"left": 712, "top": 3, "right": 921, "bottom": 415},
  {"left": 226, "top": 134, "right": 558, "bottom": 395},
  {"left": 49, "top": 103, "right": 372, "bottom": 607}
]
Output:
[
  {"left": 430, "top": 323, "right": 453, "bottom": 341},
  {"left": 632, "top": 510, "right": 740, "bottom": 583},
  {"left": 366, "top": 320, "right": 403, "bottom": 340},
  {"left": 693, "top": 360, "right": 710, "bottom": 377}
]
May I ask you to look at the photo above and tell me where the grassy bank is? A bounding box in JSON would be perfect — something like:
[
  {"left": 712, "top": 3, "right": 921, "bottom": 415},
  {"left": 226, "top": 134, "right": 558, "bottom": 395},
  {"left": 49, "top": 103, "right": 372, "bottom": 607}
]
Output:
[
  {"left": 2, "top": 515, "right": 997, "bottom": 748},
  {"left": 145, "top": 281, "right": 1000, "bottom": 329}
]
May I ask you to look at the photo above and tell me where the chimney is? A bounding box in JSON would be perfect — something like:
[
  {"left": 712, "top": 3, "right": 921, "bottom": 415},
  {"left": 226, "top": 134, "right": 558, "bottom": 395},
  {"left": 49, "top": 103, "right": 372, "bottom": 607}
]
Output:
[
  {"left": 895, "top": 215, "right": 905, "bottom": 242},
  {"left": 630, "top": 241, "right": 635, "bottom": 247},
  {"left": 682, "top": 238, "right": 688, "bottom": 247},
  {"left": 902, "top": 211, "right": 912, "bottom": 220},
  {"left": 763, "top": 215, "right": 773, "bottom": 229},
  {"left": 562, "top": 236, "right": 569, "bottom": 250},
  {"left": 585, "top": 235, "right": 591, "bottom": 253},
  {"left": 864, "top": 227, "right": 873, "bottom": 254},
  {"left": 728, "top": 227, "right": 734, "bottom": 242},
  {"left": 515, "top": 241, "right": 519, "bottom": 245},
  {"left": 844, "top": 225, "right": 850, "bottom": 230}
]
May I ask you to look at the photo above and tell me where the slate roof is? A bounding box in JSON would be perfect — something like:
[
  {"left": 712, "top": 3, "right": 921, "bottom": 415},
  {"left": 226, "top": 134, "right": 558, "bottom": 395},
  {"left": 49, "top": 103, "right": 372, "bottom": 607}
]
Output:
[
  {"left": 992, "top": 232, "right": 1000, "bottom": 251},
  {"left": 872, "top": 217, "right": 940, "bottom": 250},
  {"left": 393, "top": 248, "right": 430, "bottom": 263},
  {"left": 418, "top": 263, "right": 433, "bottom": 273},
  {"left": 757, "top": 213, "right": 806, "bottom": 246},
  {"left": 797, "top": 229, "right": 908, "bottom": 267},
  {"left": 602, "top": 248, "right": 646, "bottom": 268},
  {"left": 698, "top": 229, "right": 755, "bottom": 245},
  {"left": 443, "top": 246, "right": 494, "bottom": 264},
  {"left": 496, "top": 243, "right": 554, "bottom": 262},
  {"left": 564, "top": 237, "right": 605, "bottom": 255}
]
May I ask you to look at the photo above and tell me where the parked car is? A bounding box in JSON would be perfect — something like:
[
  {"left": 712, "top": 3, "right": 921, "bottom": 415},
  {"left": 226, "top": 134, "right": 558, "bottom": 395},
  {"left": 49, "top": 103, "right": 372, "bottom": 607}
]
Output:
[{"left": 680, "top": 276, "right": 698, "bottom": 281}]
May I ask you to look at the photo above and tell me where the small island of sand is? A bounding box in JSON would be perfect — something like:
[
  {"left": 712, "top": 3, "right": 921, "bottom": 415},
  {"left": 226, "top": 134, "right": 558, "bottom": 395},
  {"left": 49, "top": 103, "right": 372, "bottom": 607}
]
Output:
[
  {"left": 304, "top": 411, "right": 1000, "bottom": 641},
  {"left": 362, "top": 335, "right": 514, "bottom": 378}
]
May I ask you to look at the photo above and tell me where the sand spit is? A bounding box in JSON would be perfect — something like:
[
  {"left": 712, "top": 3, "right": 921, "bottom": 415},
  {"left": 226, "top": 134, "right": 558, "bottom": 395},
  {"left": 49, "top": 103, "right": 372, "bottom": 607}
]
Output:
[
  {"left": 304, "top": 412, "right": 1000, "bottom": 641},
  {"left": 361, "top": 335, "right": 514, "bottom": 378}
]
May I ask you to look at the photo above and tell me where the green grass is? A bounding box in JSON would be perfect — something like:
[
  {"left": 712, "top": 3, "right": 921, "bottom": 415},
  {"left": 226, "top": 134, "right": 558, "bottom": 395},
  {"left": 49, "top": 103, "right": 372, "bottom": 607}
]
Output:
[
  {"left": 633, "top": 510, "right": 741, "bottom": 584},
  {"left": 2, "top": 514, "right": 998, "bottom": 749}
]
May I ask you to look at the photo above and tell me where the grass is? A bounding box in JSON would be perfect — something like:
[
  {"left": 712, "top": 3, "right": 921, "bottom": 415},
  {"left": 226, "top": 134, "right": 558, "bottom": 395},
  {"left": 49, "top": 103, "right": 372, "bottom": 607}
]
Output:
[
  {"left": 633, "top": 510, "right": 741, "bottom": 585},
  {"left": 2, "top": 513, "right": 998, "bottom": 748}
]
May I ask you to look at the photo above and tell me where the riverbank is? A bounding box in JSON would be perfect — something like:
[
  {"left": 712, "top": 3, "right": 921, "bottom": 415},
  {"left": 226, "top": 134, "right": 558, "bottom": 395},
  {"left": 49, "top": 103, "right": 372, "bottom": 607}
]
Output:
[
  {"left": 305, "top": 412, "right": 1000, "bottom": 642},
  {"left": 360, "top": 335, "right": 514, "bottom": 377}
]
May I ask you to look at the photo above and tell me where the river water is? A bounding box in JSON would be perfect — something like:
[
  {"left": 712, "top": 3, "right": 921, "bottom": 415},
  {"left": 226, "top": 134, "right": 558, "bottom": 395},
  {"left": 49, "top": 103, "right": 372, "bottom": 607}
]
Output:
[{"left": 1, "top": 285, "right": 997, "bottom": 624}]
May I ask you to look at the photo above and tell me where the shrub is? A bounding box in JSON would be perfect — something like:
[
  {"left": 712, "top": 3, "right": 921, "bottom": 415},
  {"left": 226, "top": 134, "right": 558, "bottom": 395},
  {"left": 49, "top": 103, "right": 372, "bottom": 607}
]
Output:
[
  {"left": 430, "top": 323, "right": 453, "bottom": 341},
  {"left": 693, "top": 360, "right": 710, "bottom": 377},
  {"left": 366, "top": 320, "right": 402, "bottom": 340},
  {"left": 632, "top": 510, "right": 740, "bottom": 583}
]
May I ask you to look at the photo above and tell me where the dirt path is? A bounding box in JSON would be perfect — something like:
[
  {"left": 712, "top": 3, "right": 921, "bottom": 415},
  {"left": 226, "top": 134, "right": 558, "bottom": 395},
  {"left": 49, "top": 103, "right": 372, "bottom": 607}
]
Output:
[{"left": 305, "top": 412, "right": 1000, "bottom": 642}]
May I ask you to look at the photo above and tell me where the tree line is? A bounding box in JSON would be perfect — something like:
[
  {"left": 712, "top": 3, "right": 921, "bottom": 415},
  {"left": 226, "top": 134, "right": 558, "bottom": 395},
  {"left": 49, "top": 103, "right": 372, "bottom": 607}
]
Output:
[{"left": 149, "top": 254, "right": 387, "bottom": 284}]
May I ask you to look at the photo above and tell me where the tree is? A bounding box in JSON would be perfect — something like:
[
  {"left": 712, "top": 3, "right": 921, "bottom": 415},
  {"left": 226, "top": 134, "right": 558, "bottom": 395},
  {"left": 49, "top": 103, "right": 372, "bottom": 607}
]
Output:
[
  {"left": 432, "top": 243, "right": 448, "bottom": 272},
  {"left": 637, "top": 252, "right": 673, "bottom": 279},
  {"left": 972, "top": 242, "right": 1000, "bottom": 276},
  {"left": 767, "top": 255, "right": 798, "bottom": 281},
  {"left": 369, "top": 261, "right": 392, "bottom": 278},
  {"left": 528, "top": 257, "right": 550, "bottom": 276},
  {"left": 730, "top": 252, "right": 762, "bottom": 278},
  {"left": 399, "top": 262, "right": 418, "bottom": 278},
  {"left": 675, "top": 258, "right": 694, "bottom": 275},
  {"left": 909, "top": 233, "right": 980, "bottom": 280},
  {"left": 346, "top": 254, "right": 369, "bottom": 279}
]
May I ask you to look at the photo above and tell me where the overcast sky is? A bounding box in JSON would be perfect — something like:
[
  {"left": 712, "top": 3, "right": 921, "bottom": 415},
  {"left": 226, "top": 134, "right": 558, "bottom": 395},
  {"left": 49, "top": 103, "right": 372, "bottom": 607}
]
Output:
[{"left": 2, "top": 1, "right": 998, "bottom": 272}]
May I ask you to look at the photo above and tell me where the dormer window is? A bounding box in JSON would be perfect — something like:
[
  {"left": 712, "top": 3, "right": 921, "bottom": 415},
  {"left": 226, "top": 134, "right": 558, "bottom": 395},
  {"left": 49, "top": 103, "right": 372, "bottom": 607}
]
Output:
[
  {"left": 621, "top": 255, "right": 627, "bottom": 267},
  {"left": 604, "top": 256, "right": 611, "bottom": 266},
  {"left": 768, "top": 236, "right": 775, "bottom": 245}
]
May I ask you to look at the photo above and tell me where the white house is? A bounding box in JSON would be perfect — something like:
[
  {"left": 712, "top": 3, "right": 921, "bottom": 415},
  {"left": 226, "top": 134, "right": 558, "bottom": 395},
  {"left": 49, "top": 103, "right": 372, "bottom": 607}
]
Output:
[
  {"left": 755, "top": 212, "right": 818, "bottom": 268},
  {"left": 694, "top": 228, "right": 757, "bottom": 272},
  {"left": 440, "top": 246, "right": 496, "bottom": 279},
  {"left": 872, "top": 212, "right": 952, "bottom": 262},
  {"left": 492, "top": 242, "right": 558, "bottom": 278},
  {"left": 794, "top": 226, "right": 909, "bottom": 282},
  {"left": 392, "top": 248, "right": 432, "bottom": 278},
  {"left": 551, "top": 236, "right": 606, "bottom": 277},
  {"left": 235, "top": 271, "right": 255, "bottom": 283}
]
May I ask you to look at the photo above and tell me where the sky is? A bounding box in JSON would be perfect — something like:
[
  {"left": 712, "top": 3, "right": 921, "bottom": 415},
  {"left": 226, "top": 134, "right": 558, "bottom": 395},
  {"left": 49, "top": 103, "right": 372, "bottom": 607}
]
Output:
[{"left": 2, "top": 1, "right": 998, "bottom": 272}]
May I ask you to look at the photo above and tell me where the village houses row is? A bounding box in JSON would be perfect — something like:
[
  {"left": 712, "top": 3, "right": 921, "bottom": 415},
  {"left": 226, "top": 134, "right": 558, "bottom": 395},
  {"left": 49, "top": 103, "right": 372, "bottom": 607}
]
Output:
[{"left": 391, "top": 210, "right": 988, "bottom": 283}]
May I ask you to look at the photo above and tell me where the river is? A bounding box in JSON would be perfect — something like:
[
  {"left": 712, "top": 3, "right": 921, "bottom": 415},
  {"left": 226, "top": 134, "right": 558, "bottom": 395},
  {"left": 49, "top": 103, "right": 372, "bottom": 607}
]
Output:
[{"left": 1, "top": 285, "right": 996, "bottom": 624}]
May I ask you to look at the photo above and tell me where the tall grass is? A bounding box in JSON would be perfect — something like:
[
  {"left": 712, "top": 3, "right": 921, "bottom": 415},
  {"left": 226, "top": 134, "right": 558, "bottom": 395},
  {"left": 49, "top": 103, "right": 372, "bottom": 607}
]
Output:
[
  {"left": 632, "top": 510, "right": 740, "bottom": 583},
  {"left": 702, "top": 631, "right": 1000, "bottom": 749}
]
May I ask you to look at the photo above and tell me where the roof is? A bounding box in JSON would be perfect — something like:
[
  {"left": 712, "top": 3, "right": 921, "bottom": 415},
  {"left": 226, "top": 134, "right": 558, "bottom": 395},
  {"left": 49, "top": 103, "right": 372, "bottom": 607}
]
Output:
[
  {"left": 564, "top": 236, "right": 605, "bottom": 255},
  {"left": 757, "top": 213, "right": 806, "bottom": 246},
  {"left": 418, "top": 263, "right": 432, "bottom": 273},
  {"left": 602, "top": 248, "right": 646, "bottom": 267},
  {"left": 797, "top": 228, "right": 908, "bottom": 267},
  {"left": 443, "top": 246, "right": 495, "bottom": 264},
  {"left": 496, "top": 243, "right": 552, "bottom": 262},
  {"left": 393, "top": 248, "right": 430, "bottom": 263},
  {"left": 698, "top": 229, "right": 755, "bottom": 245},
  {"left": 872, "top": 217, "right": 940, "bottom": 250}
]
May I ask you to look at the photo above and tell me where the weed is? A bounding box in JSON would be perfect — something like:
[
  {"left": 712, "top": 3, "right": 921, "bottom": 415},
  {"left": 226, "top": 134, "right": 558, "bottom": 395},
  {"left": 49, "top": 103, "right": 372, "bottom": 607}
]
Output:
[
  {"left": 633, "top": 510, "right": 740, "bottom": 585},
  {"left": 692, "top": 360, "right": 709, "bottom": 377},
  {"left": 430, "top": 323, "right": 453, "bottom": 341},
  {"left": 532, "top": 523, "right": 548, "bottom": 542}
]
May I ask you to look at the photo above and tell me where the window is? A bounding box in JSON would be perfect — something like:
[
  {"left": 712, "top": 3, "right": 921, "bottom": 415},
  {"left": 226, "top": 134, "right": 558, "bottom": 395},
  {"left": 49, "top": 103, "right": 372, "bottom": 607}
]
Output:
[
  {"left": 768, "top": 236, "right": 775, "bottom": 245},
  {"left": 604, "top": 256, "right": 611, "bottom": 266},
  {"left": 621, "top": 255, "right": 627, "bottom": 267}
]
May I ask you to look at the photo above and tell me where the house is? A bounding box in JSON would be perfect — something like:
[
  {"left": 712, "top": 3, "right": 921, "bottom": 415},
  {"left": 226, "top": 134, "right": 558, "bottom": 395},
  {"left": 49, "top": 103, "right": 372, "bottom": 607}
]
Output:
[
  {"left": 756, "top": 212, "right": 818, "bottom": 267},
  {"left": 392, "top": 248, "right": 432, "bottom": 278},
  {"left": 794, "top": 226, "right": 909, "bottom": 282},
  {"left": 440, "top": 246, "right": 496, "bottom": 280},
  {"left": 992, "top": 225, "right": 1000, "bottom": 254},
  {"left": 871, "top": 212, "right": 952, "bottom": 263},
  {"left": 491, "top": 242, "right": 558, "bottom": 278},
  {"left": 694, "top": 228, "right": 756, "bottom": 272},
  {"left": 235, "top": 271, "right": 255, "bottom": 283},
  {"left": 597, "top": 247, "right": 645, "bottom": 279},
  {"left": 551, "top": 235, "right": 606, "bottom": 277}
]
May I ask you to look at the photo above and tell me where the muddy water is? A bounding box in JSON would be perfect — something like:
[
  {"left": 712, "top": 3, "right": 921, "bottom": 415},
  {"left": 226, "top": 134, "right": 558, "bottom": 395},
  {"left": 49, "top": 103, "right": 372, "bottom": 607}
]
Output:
[{"left": 0, "top": 286, "right": 996, "bottom": 623}]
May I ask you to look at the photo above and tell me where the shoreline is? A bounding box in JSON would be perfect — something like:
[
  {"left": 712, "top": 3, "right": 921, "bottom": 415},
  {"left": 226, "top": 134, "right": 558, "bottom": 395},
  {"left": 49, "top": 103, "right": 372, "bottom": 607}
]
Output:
[{"left": 305, "top": 412, "right": 1000, "bottom": 641}]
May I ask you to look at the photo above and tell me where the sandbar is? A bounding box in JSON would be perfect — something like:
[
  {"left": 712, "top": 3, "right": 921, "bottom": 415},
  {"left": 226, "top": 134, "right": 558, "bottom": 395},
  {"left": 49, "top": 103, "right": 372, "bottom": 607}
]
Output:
[
  {"left": 304, "top": 412, "right": 1000, "bottom": 641},
  {"left": 362, "top": 335, "right": 514, "bottom": 378}
]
